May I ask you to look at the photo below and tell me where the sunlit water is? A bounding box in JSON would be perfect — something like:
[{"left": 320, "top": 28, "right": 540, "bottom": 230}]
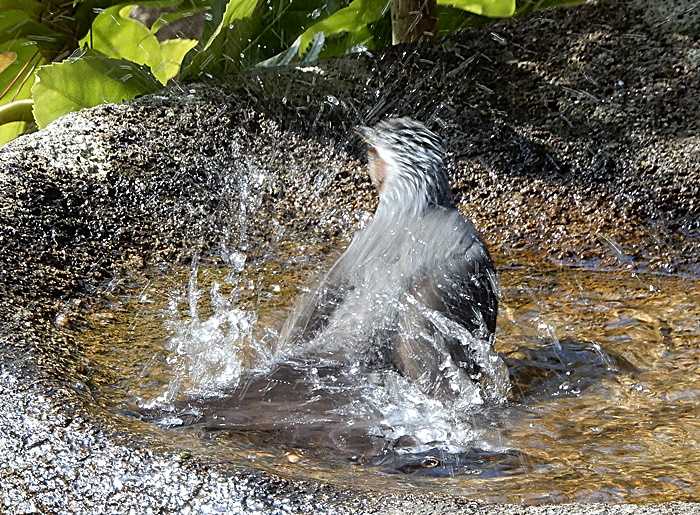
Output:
[{"left": 80, "top": 240, "right": 700, "bottom": 504}]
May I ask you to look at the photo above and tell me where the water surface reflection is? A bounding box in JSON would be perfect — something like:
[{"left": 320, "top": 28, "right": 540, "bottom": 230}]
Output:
[{"left": 81, "top": 247, "right": 700, "bottom": 504}]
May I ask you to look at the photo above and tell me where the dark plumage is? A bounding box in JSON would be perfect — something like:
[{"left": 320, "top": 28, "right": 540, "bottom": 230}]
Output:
[{"left": 281, "top": 118, "right": 504, "bottom": 403}]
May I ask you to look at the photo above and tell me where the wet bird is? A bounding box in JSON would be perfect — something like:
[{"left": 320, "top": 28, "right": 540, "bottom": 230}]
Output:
[{"left": 281, "top": 118, "right": 506, "bottom": 404}]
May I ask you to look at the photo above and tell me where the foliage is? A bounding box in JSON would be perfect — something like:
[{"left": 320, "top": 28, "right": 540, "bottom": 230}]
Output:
[
  {"left": 0, "top": 37, "right": 46, "bottom": 143},
  {"left": 79, "top": 3, "right": 198, "bottom": 84},
  {"left": 0, "top": 0, "right": 202, "bottom": 143},
  {"left": 0, "top": 0, "right": 583, "bottom": 146},
  {"left": 32, "top": 51, "right": 160, "bottom": 128},
  {"left": 248, "top": 0, "right": 518, "bottom": 67}
]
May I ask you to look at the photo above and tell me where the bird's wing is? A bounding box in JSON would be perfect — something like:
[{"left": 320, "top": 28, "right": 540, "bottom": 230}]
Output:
[
  {"left": 392, "top": 235, "right": 498, "bottom": 389},
  {"left": 440, "top": 236, "right": 499, "bottom": 336}
]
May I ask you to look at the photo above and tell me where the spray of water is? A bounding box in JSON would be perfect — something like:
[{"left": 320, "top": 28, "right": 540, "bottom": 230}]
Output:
[{"left": 142, "top": 124, "right": 510, "bottom": 452}]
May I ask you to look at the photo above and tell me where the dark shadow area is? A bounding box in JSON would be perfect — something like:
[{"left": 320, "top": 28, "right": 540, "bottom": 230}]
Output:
[{"left": 504, "top": 337, "right": 638, "bottom": 401}]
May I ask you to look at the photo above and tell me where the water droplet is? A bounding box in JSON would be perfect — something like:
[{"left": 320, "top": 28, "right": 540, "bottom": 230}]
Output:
[{"left": 228, "top": 251, "right": 247, "bottom": 272}]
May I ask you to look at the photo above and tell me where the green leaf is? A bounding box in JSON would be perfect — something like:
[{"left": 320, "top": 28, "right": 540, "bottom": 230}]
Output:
[
  {"left": 0, "top": 9, "right": 64, "bottom": 49},
  {"left": 1, "top": 39, "right": 43, "bottom": 102},
  {"left": 31, "top": 50, "right": 159, "bottom": 128},
  {"left": 297, "top": 0, "right": 389, "bottom": 57},
  {"left": 0, "top": 120, "right": 26, "bottom": 146},
  {"left": 202, "top": 0, "right": 259, "bottom": 51},
  {"left": 240, "top": 0, "right": 345, "bottom": 64},
  {"left": 437, "top": 0, "right": 515, "bottom": 17},
  {"left": 81, "top": 5, "right": 162, "bottom": 67},
  {"left": 0, "top": 39, "right": 42, "bottom": 145},
  {"left": 151, "top": 6, "right": 206, "bottom": 34},
  {"left": 82, "top": 3, "right": 197, "bottom": 85},
  {"left": 259, "top": 0, "right": 389, "bottom": 65},
  {"left": 73, "top": 0, "right": 131, "bottom": 40},
  {"left": 184, "top": 0, "right": 262, "bottom": 77},
  {"left": 151, "top": 38, "right": 197, "bottom": 83},
  {"left": 0, "top": 0, "right": 42, "bottom": 18}
]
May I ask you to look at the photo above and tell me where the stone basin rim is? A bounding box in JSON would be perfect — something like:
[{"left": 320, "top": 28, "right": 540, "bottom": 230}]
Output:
[{"left": 2, "top": 0, "right": 700, "bottom": 509}]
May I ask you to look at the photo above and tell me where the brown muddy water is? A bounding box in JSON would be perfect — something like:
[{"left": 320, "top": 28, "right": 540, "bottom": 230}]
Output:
[{"left": 79, "top": 241, "right": 700, "bottom": 505}]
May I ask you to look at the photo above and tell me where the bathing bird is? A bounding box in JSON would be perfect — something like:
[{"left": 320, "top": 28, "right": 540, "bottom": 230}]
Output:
[{"left": 281, "top": 118, "right": 505, "bottom": 403}]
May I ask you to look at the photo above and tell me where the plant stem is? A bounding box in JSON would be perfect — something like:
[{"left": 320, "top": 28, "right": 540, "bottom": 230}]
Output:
[
  {"left": 0, "top": 100, "right": 35, "bottom": 126},
  {"left": 391, "top": 0, "right": 437, "bottom": 44}
]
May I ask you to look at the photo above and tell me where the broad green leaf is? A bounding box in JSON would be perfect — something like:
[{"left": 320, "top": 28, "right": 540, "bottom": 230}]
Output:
[
  {"left": 73, "top": 0, "right": 130, "bottom": 40},
  {"left": 1, "top": 39, "right": 43, "bottom": 102},
  {"left": 0, "top": 1, "right": 42, "bottom": 17},
  {"left": 240, "top": 0, "right": 344, "bottom": 65},
  {"left": 151, "top": 38, "right": 197, "bottom": 83},
  {"left": 297, "top": 0, "right": 389, "bottom": 56},
  {"left": 81, "top": 5, "right": 162, "bottom": 67},
  {"left": 437, "top": 0, "right": 515, "bottom": 17},
  {"left": 0, "top": 120, "right": 25, "bottom": 146},
  {"left": 82, "top": 3, "right": 195, "bottom": 84},
  {"left": 184, "top": 0, "right": 262, "bottom": 77},
  {"left": 0, "top": 40, "right": 42, "bottom": 145},
  {"left": 31, "top": 50, "right": 159, "bottom": 128},
  {"left": 0, "top": 9, "right": 64, "bottom": 48},
  {"left": 73, "top": 0, "right": 191, "bottom": 43},
  {"left": 202, "top": 0, "right": 260, "bottom": 51},
  {"left": 151, "top": 7, "right": 206, "bottom": 34}
]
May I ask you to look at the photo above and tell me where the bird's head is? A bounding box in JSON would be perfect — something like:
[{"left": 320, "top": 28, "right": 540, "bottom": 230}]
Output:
[{"left": 357, "top": 118, "right": 452, "bottom": 217}]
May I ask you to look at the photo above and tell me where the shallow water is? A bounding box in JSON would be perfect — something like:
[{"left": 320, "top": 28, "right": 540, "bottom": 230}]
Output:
[{"left": 80, "top": 244, "right": 700, "bottom": 505}]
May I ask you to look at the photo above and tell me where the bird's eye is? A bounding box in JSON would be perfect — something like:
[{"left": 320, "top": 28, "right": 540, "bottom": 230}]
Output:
[{"left": 367, "top": 148, "right": 378, "bottom": 161}]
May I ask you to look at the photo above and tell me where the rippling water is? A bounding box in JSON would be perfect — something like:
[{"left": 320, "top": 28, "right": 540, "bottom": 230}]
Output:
[{"left": 80, "top": 240, "right": 700, "bottom": 504}]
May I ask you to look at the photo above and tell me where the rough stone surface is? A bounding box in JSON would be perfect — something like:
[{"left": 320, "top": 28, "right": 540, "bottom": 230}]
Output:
[{"left": 0, "top": 0, "right": 698, "bottom": 513}]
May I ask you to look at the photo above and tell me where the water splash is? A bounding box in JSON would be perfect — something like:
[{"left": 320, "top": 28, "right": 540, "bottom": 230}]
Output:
[
  {"left": 138, "top": 150, "right": 510, "bottom": 453},
  {"left": 168, "top": 273, "right": 249, "bottom": 397},
  {"left": 143, "top": 158, "right": 284, "bottom": 404},
  {"left": 83, "top": 263, "right": 700, "bottom": 499},
  {"left": 144, "top": 247, "right": 510, "bottom": 455}
]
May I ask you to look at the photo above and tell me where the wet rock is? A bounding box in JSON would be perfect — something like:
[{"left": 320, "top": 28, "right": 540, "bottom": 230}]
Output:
[{"left": 0, "top": 0, "right": 698, "bottom": 513}]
